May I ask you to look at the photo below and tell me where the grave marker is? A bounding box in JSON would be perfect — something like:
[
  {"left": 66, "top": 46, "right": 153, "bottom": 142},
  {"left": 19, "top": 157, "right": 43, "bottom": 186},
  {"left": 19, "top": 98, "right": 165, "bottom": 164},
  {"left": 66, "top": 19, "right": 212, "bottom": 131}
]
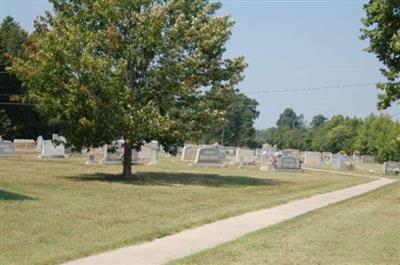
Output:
[
  {"left": 235, "top": 148, "right": 255, "bottom": 165},
  {"left": 0, "top": 141, "right": 16, "bottom": 157},
  {"left": 276, "top": 155, "right": 301, "bottom": 171},
  {"left": 40, "top": 140, "right": 66, "bottom": 158},
  {"left": 193, "top": 147, "right": 224, "bottom": 167},
  {"left": 382, "top": 162, "right": 400, "bottom": 175}
]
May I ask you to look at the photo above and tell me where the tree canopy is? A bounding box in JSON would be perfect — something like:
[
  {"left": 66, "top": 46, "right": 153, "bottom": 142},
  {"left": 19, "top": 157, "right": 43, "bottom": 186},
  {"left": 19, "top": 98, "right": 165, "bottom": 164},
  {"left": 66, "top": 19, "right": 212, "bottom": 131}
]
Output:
[
  {"left": 202, "top": 92, "right": 259, "bottom": 148},
  {"left": 361, "top": 0, "right": 400, "bottom": 109},
  {"left": 0, "top": 16, "right": 55, "bottom": 139},
  {"left": 11, "top": 0, "right": 246, "bottom": 176}
]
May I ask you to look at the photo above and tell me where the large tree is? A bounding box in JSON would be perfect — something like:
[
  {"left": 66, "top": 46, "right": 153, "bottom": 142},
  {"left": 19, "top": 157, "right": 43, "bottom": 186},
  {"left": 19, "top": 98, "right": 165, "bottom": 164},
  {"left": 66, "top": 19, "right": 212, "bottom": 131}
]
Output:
[
  {"left": 361, "top": 0, "right": 400, "bottom": 109},
  {"left": 202, "top": 93, "right": 259, "bottom": 148},
  {"left": 11, "top": 0, "right": 246, "bottom": 177}
]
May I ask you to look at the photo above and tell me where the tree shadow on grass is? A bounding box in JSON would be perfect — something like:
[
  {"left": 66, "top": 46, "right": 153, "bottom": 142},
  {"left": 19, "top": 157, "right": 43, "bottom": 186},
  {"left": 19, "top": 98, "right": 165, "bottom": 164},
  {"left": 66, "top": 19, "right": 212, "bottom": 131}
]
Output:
[
  {"left": 64, "top": 172, "right": 287, "bottom": 187},
  {"left": 0, "top": 190, "right": 35, "bottom": 201}
]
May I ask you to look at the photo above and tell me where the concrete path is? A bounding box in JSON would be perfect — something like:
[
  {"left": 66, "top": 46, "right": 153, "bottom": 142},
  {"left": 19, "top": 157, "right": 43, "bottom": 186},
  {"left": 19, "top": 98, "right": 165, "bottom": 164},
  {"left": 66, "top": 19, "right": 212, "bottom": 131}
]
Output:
[
  {"left": 63, "top": 178, "right": 396, "bottom": 265},
  {"left": 303, "top": 166, "right": 380, "bottom": 179}
]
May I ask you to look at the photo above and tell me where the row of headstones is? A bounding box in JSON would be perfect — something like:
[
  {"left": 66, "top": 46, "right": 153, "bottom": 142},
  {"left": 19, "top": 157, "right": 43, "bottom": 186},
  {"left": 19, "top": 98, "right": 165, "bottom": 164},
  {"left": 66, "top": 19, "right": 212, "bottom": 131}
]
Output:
[
  {"left": 0, "top": 135, "right": 67, "bottom": 158},
  {"left": 99, "top": 140, "right": 158, "bottom": 166}
]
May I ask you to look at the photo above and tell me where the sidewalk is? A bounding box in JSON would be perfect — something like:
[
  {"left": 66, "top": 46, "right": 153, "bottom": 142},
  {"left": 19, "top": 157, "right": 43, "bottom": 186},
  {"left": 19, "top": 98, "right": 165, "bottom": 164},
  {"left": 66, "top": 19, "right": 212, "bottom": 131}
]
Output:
[{"left": 63, "top": 178, "right": 396, "bottom": 265}]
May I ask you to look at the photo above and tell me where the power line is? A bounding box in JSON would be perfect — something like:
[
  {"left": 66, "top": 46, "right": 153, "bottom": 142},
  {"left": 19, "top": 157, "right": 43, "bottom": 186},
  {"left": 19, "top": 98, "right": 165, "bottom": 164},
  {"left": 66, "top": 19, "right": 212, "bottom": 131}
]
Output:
[{"left": 243, "top": 82, "right": 376, "bottom": 94}]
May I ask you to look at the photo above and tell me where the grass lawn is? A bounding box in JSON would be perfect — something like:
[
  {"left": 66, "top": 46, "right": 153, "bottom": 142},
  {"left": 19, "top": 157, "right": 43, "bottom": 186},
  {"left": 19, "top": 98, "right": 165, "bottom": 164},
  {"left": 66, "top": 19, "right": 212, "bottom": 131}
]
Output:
[
  {"left": 170, "top": 179, "right": 400, "bottom": 265},
  {"left": 1, "top": 153, "right": 370, "bottom": 265}
]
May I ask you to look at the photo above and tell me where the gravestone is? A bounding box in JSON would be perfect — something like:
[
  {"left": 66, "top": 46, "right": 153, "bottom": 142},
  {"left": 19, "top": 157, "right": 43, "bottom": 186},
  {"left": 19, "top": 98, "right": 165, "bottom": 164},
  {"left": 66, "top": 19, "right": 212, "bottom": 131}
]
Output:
[
  {"left": 361, "top": 155, "right": 376, "bottom": 164},
  {"left": 276, "top": 155, "right": 301, "bottom": 171},
  {"left": 322, "top": 152, "right": 332, "bottom": 163},
  {"left": 85, "top": 154, "right": 97, "bottom": 165},
  {"left": 40, "top": 140, "right": 66, "bottom": 158},
  {"left": 36, "top": 135, "right": 43, "bottom": 151},
  {"left": 0, "top": 141, "right": 16, "bottom": 157},
  {"left": 333, "top": 156, "right": 354, "bottom": 170},
  {"left": 193, "top": 147, "right": 224, "bottom": 167},
  {"left": 139, "top": 144, "right": 152, "bottom": 160},
  {"left": 304, "top": 151, "right": 322, "bottom": 166},
  {"left": 382, "top": 162, "right": 400, "bottom": 175},
  {"left": 148, "top": 141, "right": 158, "bottom": 166},
  {"left": 102, "top": 141, "right": 139, "bottom": 164},
  {"left": 14, "top": 139, "right": 36, "bottom": 152},
  {"left": 181, "top": 145, "right": 199, "bottom": 162},
  {"left": 235, "top": 148, "right": 255, "bottom": 165},
  {"left": 260, "top": 151, "right": 274, "bottom": 171}
]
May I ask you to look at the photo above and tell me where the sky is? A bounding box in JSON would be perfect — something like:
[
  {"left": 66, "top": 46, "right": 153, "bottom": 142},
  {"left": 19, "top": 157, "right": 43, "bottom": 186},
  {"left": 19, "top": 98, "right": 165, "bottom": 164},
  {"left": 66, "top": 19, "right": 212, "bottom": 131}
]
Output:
[{"left": 1, "top": 0, "right": 399, "bottom": 129}]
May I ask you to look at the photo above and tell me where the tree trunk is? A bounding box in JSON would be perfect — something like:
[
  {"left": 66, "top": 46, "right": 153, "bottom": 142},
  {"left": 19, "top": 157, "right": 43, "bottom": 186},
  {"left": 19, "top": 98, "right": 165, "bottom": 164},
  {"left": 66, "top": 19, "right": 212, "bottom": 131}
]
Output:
[{"left": 123, "top": 139, "right": 133, "bottom": 177}]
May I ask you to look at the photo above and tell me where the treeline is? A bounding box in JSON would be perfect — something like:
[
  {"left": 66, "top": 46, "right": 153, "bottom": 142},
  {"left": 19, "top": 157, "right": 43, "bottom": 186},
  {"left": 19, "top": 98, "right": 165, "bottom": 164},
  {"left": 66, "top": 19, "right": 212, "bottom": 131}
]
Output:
[
  {"left": 0, "top": 16, "right": 60, "bottom": 139},
  {"left": 257, "top": 108, "right": 400, "bottom": 163}
]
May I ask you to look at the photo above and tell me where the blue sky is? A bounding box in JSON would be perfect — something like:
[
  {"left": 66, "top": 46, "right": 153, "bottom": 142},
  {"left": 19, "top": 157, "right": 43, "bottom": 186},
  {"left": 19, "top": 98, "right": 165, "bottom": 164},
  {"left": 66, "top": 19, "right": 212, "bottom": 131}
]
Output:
[{"left": 1, "top": 0, "right": 398, "bottom": 128}]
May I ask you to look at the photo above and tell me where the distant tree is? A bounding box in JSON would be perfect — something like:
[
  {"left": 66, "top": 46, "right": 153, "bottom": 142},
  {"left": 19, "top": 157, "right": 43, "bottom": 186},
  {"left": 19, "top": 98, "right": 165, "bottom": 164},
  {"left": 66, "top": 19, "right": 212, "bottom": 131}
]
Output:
[
  {"left": 12, "top": 0, "right": 246, "bottom": 177},
  {"left": 276, "top": 108, "right": 304, "bottom": 129},
  {"left": 203, "top": 93, "right": 259, "bottom": 148},
  {"left": 361, "top": 0, "right": 400, "bottom": 109},
  {"left": 310, "top": 114, "right": 327, "bottom": 128},
  {"left": 355, "top": 114, "right": 400, "bottom": 162},
  {"left": 0, "top": 16, "right": 54, "bottom": 139}
]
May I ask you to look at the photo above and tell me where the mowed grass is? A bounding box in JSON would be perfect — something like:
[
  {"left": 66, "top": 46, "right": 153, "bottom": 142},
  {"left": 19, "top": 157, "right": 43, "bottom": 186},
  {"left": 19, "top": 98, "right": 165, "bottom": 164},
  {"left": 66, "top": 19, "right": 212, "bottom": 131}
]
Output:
[
  {"left": 1, "top": 153, "right": 369, "bottom": 265},
  {"left": 170, "top": 180, "right": 400, "bottom": 265}
]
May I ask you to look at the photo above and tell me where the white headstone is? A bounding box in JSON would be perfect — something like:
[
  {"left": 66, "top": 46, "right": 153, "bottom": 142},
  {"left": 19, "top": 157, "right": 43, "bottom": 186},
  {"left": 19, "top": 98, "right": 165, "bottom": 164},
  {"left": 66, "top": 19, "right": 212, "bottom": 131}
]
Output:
[
  {"left": 14, "top": 139, "right": 36, "bottom": 152},
  {"left": 40, "top": 140, "right": 66, "bottom": 158},
  {"left": 0, "top": 141, "right": 16, "bottom": 156},
  {"left": 260, "top": 151, "right": 274, "bottom": 171},
  {"left": 194, "top": 147, "right": 224, "bottom": 167},
  {"left": 235, "top": 148, "right": 255, "bottom": 165},
  {"left": 181, "top": 145, "right": 200, "bottom": 162},
  {"left": 304, "top": 151, "right": 322, "bottom": 166},
  {"left": 36, "top": 136, "right": 43, "bottom": 151},
  {"left": 148, "top": 141, "right": 158, "bottom": 166},
  {"left": 361, "top": 155, "right": 376, "bottom": 164}
]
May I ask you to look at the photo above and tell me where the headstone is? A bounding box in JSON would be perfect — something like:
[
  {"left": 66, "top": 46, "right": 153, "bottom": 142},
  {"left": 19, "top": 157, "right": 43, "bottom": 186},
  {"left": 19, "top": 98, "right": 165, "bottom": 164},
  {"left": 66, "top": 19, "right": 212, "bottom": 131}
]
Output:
[
  {"left": 382, "top": 162, "right": 400, "bottom": 175},
  {"left": 40, "top": 140, "right": 66, "bottom": 158},
  {"left": 333, "top": 156, "right": 354, "bottom": 170},
  {"left": 235, "top": 148, "right": 255, "bottom": 165},
  {"left": 260, "top": 151, "right": 274, "bottom": 171},
  {"left": 304, "top": 151, "right": 322, "bottom": 166},
  {"left": 14, "top": 139, "right": 36, "bottom": 152},
  {"left": 0, "top": 141, "right": 16, "bottom": 157},
  {"left": 322, "top": 152, "right": 332, "bottom": 163},
  {"left": 361, "top": 155, "right": 376, "bottom": 164},
  {"left": 193, "top": 147, "right": 224, "bottom": 167},
  {"left": 85, "top": 154, "right": 97, "bottom": 165},
  {"left": 36, "top": 135, "right": 43, "bottom": 151},
  {"left": 276, "top": 155, "right": 301, "bottom": 171},
  {"left": 181, "top": 145, "right": 200, "bottom": 162},
  {"left": 102, "top": 141, "right": 139, "bottom": 164},
  {"left": 139, "top": 144, "right": 152, "bottom": 160},
  {"left": 148, "top": 141, "right": 158, "bottom": 166}
]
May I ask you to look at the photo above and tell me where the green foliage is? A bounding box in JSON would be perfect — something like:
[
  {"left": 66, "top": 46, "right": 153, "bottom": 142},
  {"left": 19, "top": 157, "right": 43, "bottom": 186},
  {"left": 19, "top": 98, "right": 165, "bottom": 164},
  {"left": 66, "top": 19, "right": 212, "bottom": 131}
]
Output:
[
  {"left": 276, "top": 108, "right": 304, "bottom": 129},
  {"left": 202, "top": 93, "right": 259, "bottom": 148},
  {"left": 11, "top": 0, "right": 246, "bottom": 174},
  {"left": 310, "top": 114, "right": 327, "bottom": 128},
  {"left": 0, "top": 16, "right": 55, "bottom": 139},
  {"left": 258, "top": 110, "right": 399, "bottom": 162},
  {"left": 355, "top": 114, "right": 400, "bottom": 163},
  {"left": 361, "top": 0, "right": 400, "bottom": 109}
]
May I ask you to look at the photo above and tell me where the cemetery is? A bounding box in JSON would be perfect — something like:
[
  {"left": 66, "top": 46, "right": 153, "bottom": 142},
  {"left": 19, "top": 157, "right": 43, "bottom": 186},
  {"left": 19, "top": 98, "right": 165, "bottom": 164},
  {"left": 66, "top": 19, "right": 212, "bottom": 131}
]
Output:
[
  {"left": 1, "top": 0, "right": 399, "bottom": 265},
  {"left": 2, "top": 136, "right": 398, "bottom": 265}
]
